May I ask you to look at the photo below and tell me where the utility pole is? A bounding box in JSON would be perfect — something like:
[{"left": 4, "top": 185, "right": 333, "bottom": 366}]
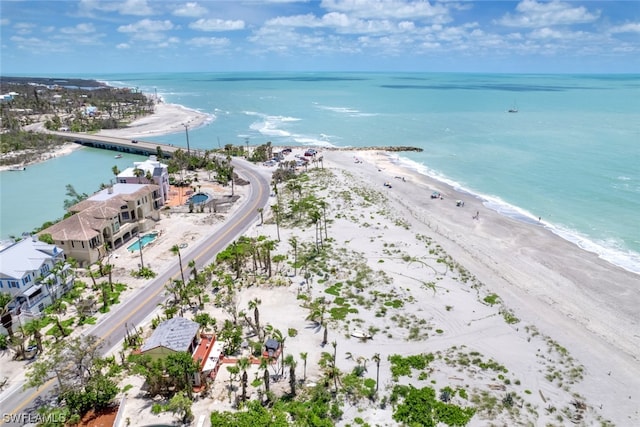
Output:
[{"left": 182, "top": 123, "right": 191, "bottom": 157}]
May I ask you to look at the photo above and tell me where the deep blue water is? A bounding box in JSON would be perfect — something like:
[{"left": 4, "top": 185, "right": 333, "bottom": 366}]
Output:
[{"left": 1, "top": 72, "right": 638, "bottom": 274}]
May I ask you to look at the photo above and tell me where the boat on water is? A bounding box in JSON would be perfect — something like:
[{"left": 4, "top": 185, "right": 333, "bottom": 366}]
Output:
[
  {"left": 508, "top": 107, "right": 518, "bottom": 113},
  {"left": 114, "top": 154, "right": 123, "bottom": 159},
  {"left": 8, "top": 166, "right": 26, "bottom": 171}
]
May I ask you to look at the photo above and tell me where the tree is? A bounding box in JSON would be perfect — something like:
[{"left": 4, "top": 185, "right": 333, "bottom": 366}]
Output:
[
  {"left": 248, "top": 298, "right": 262, "bottom": 340},
  {"left": 23, "top": 318, "right": 47, "bottom": 353},
  {"left": 63, "top": 184, "right": 88, "bottom": 210},
  {"left": 300, "top": 352, "right": 308, "bottom": 382},
  {"left": 133, "top": 167, "right": 144, "bottom": 183},
  {"left": 289, "top": 236, "right": 299, "bottom": 276},
  {"left": 165, "top": 351, "right": 199, "bottom": 399},
  {"left": 170, "top": 244, "right": 186, "bottom": 285},
  {"left": 238, "top": 357, "right": 250, "bottom": 402},
  {"left": 166, "top": 391, "right": 194, "bottom": 424},
  {"left": 0, "top": 293, "right": 14, "bottom": 338},
  {"left": 284, "top": 354, "right": 297, "bottom": 396},
  {"left": 372, "top": 353, "right": 381, "bottom": 393},
  {"left": 271, "top": 204, "right": 281, "bottom": 242},
  {"left": 111, "top": 165, "right": 120, "bottom": 177}
]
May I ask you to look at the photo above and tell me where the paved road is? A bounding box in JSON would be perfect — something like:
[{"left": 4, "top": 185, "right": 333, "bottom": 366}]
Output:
[{"left": 0, "top": 158, "right": 271, "bottom": 426}]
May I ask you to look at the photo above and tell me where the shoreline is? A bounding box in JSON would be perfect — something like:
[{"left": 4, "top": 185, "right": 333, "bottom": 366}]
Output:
[
  {"left": 380, "top": 152, "right": 640, "bottom": 276},
  {"left": 0, "top": 101, "right": 213, "bottom": 173},
  {"left": 332, "top": 149, "right": 639, "bottom": 357}
]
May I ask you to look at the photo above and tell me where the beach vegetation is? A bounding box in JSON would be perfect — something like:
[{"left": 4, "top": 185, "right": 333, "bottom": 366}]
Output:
[
  {"left": 501, "top": 309, "right": 520, "bottom": 324},
  {"left": 483, "top": 293, "right": 500, "bottom": 305},
  {"left": 390, "top": 384, "right": 475, "bottom": 426}
]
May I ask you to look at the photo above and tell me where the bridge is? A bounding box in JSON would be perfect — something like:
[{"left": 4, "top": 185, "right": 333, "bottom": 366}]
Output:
[{"left": 53, "top": 130, "right": 201, "bottom": 158}]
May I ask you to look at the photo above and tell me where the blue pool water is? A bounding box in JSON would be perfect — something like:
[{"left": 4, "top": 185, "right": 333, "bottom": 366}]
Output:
[
  {"left": 189, "top": 193, "right": 209, "bottom": 205},
  {"left": 127, "top": 232, "right": 158, "bottom": 252}
]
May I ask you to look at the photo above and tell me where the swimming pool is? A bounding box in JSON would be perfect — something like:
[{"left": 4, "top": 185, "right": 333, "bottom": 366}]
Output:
[
  {"left": 127, "top": 232, "right": 158, "bottom": 252},
  {"left": 188, "top": 192, "right": 210, "bottom": 205}
]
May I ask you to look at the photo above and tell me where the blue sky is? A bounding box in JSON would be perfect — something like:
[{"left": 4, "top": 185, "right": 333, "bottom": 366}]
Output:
[{"left": 1, "top": 0, "right": 639, "bottom": 74}]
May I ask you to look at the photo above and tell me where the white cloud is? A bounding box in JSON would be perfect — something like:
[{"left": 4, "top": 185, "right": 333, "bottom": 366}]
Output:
[
  {"left": 14, "top": 22, "right": 36, "bottom": 35},
  {"left": 78, "top": 0, "right": 154, "bottom": 17},
  {"left": 1, "top": 18, "right": 10, "bottom": 26},
  {"left": 609, "top": 22, "right": 640, "bottom": 34},
  {"left": 186, "top": 37, "right": 230, "bottom": 48},
  {"left": 118, "top": 19, "right": 174, "bottom": 33},
  {"left": 173, "top": 2, "right": 208, "bottom": 18},
  {"left": 266, "top": 12, "right": 420, "bottom": 35},
  {"left": 117, "top": 43, "right": 130, "bottom": 49},
  {"left": 321, "top": 0, "right": 449, "bottom": 22},
  {"left": 497, "top": 0, "right": 600, "bottom": 28},
  {"left": 189, "top": 18, "right": 245, "bottom": 32},
  {"left": 60, "top": 23, "right": 96, "bottom": 35}
]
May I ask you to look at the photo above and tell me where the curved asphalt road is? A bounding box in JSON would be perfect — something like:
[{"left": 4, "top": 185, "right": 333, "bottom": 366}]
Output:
[{"left": 0, "top": 158, "right": 271, "bottom": 426}]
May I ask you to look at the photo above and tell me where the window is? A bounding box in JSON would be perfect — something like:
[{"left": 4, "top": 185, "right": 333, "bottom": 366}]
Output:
[{"left": 122, "top": 211, "right": 130, "bottom": 220}]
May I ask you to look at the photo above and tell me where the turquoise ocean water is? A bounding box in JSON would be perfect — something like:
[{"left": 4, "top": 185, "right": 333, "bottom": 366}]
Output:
[{"left": 1, "top": 73, "right": 639, "bottom": 274}]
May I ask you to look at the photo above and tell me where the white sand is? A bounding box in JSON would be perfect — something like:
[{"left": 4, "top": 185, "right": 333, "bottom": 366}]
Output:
[
  {"left": 95, "top": 100, "right": 213, "bottom": 139},
  {"left": 113, "top": 148, "right": 639, "bottom": 426}
]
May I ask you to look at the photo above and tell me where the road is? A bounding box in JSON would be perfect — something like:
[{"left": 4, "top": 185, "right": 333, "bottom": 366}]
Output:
[{"left": 0, "top": 158, "right": 271, "bottom": 426}]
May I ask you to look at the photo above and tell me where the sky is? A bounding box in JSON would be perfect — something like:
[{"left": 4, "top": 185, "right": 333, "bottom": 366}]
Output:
[{"left": 1, "top": 0, "right": 639, "bottom": 74}]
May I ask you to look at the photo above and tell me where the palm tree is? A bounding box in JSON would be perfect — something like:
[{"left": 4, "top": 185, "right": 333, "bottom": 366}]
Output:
[
  {"left": 133, "top": 168, "right": 144, "bottom": 183},
  {"left": 272, "top": 328, "right": 286, "bottom": 376},
  {"left": 284, "top": 354, "right": 297, "bottom": 396},
  {"left": 188, "top": 259, "right": 198, "bottom": 281},
  {"left": 300, "top": 352, "right": 308, "bottom": 382},
  {"left": 171, "top": 244, "right": 186, "bottom": 285},
  {"left": 309, "top": 209, "right": 322, "bottom": 251},
  {"left": 271, "top": 204, "right": 281, "bottom": 242},
  {"left": 289, "top": 236, "right": 299, "bottom": 276},
  {"left": 111, "top": 165, "right": 120, "bottom": 177},
  {"left": 226, "top": 365, "right": 239, "bottom": 403},
  {"left": 248, "top": 298, "right": 262, "bottom": 340},
  {"left": 238, "top": 357, "right": 250, "bottom": 402},
  {"left": 23, "top": 318, "right": 47, "bottom": 353},
  {"left": 372, "top": 352, "right": 381, "bottom": 392}
]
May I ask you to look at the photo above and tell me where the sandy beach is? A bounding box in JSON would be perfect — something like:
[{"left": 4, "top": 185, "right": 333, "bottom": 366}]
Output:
[
  {"left": 106, "top": 148, "right": 638, "bottom": 426},
  {"left": 2, "top": 106, "right": 639, "bottom": 426},
  {"left": 0, "top": 101, "right": 212, "bottom": 173},
  {"left": 95, "top": 99, "right": 213, "bottom": 139}
]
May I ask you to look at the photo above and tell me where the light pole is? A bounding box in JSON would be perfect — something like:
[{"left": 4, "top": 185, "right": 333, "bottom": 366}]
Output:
[{"left": 182, "top": 123, "right": 191, "bottom": 157}]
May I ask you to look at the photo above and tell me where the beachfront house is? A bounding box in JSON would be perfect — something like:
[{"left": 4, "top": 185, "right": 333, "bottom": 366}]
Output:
[
  {"left": 0, "top": 237, "right": 74, "bottom": 323},
  {"left": 140, "top": 317, "right": 224, "bottom": 387},
  {"left": 116, "top": 155, "right": 170, "bottom": 205},
  {"left": 39, "top": 183, "right": 162, "bottom": 267}
]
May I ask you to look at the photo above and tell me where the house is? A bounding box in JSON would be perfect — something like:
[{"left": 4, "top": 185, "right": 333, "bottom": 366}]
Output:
[
  {"left": 140, "top": 317, "right": 224, "bottom": 387},
  {"left": 39, "top": 183, "right": 162, "bottom": 267},
  {"left": 0, "top": 237, "right": 74, "bottom": 321},
  {"left": 116, "top": 155, "right": 170, "bottom": 205},
  {"left": 264, "top": 338, "right": 281, "bottom": 359}
]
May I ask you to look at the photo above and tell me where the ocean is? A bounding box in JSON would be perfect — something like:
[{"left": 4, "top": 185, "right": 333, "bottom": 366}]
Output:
[{"left": 1, "top": 72, "right": 639, "bottom": 274}]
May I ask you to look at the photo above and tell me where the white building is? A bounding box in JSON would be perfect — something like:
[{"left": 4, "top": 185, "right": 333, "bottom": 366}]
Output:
[
  {"left": 0, "top": 237, "right": 74, "bottom": 320},
  {"left": 117, "top": 155, "right": 170, "bottom": 205}
]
